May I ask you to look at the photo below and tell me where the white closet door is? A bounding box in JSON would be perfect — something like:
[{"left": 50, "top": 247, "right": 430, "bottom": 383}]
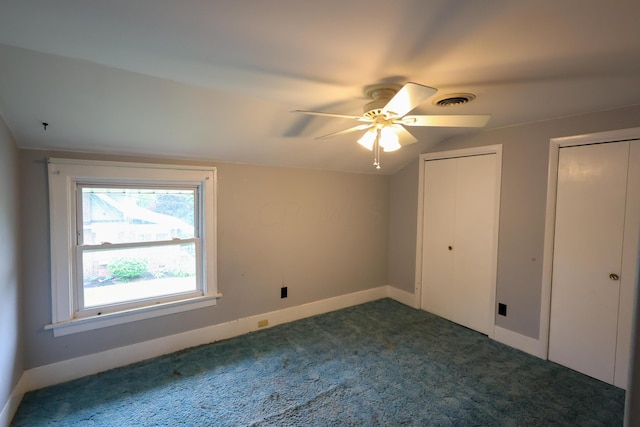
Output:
[
  {"left": 421, "top": 158, "right": 456, "bottom": 319},
  {"left": 421, "top": 153, "right": 497, "bottom": 335},
  {"left": 452, "top": 154, "right": 496, "bottom": 335},
  {"left": 549, "top": 142, "right": 629, "bottom": 384},
  {"left": 615, "top": 140, "right": 640, "bottom": 388}
]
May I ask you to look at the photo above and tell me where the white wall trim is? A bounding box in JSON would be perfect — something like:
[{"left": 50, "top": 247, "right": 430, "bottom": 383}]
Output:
[
  {"left": 1, "top": 382, "right": 24, "bottom": 427},
  {"left": 46, "top": 294, "right": 222, "bottom": 337},
  {"left": 14, "top": 286, "right": 399, "bottom": 397},
  {"left": 539, "top": 126, "right": 640, "bottom": 360},
  {"left": 415, "top": 145, "right": 502, "bottom": 339},
  {"left": 494, "top": 326, "right": 545, "bottom": 358},
  {"left": 387, "top": 286, "right": 418, "bottom": 308}
]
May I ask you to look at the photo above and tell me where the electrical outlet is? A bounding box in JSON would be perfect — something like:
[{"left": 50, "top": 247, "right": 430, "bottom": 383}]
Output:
[
  {"left": 258, "top": 319, "right": 269, "bottom": 328},
  {"left": 498, "top": 303, "right": 507, "bottom": 316},
  {"left": 281, "top": 286, "right": 287, "bottom": 298}
]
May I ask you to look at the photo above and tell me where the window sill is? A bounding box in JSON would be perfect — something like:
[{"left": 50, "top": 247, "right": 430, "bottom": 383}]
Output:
[{"left": 45, "top": 293, "right": 222, "bottom": 337}]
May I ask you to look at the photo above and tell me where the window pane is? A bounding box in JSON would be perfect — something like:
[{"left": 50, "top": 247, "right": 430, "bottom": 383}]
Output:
[
  {"left": 81, "top": 243, "right": 197, "bottom": 308},
  {"left": 81, "top": 187, "right": 195, "bottom": 245}
]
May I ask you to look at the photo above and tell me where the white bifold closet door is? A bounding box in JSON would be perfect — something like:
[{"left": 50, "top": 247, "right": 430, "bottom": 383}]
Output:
[
  {"left": 549, "top": 140, "right": 640, "bottom": 389},
  {"left": 420, "top": 154, "right": 497, "bottom": 335}
]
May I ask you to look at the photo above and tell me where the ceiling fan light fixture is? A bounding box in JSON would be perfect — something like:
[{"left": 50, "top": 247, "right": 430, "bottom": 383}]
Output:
[
  {"left": 357, "top": 129, "right": 376, "bottom": 151},
  {"left": 379, "top": 126, "right": 400, "bottom": 152}
]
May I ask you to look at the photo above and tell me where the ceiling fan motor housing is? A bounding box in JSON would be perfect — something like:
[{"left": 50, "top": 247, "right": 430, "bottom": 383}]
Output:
[
  {"left": 363, "top": 84, "right": 401, "bottom": 118},
  {"left": 363, "top": 104, "right": 386, "bottom": 119}
]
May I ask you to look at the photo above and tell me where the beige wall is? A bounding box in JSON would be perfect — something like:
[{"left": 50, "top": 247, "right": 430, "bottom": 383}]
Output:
[
  {"left": 20, "top": 150, "right": 390, "bottom": 368},
  {"left": 0, "top": 115, "right": 22, "bottom": 410},
  {"left": 388, "top": 158, "right": 419, "bottom": 294},
  {"left": 389, "top": 104, "right": 640, "bottom": 339}
]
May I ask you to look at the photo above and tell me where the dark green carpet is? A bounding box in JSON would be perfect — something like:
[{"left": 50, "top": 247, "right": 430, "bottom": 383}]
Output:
[{"left": 12, "top": 299, "right": 625, "bottom": 426}]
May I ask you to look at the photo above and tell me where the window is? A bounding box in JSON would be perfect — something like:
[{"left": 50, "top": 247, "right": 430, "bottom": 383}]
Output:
[{"left": 47, "top": 159, "right": 219, "bottom": 336}]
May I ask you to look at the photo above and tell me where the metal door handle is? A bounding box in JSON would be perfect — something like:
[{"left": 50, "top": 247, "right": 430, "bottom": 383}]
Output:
[{"left": 609, "top": 273, "right": 620, "bottom": 281}]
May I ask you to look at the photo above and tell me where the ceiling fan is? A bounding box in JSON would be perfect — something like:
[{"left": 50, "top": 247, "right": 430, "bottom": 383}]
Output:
[{"left": 293, "top": 82, "right": 491, "bottom": 169}]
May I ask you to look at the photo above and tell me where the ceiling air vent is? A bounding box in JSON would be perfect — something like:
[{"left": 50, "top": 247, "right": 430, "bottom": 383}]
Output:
[{"left": 433, "top": 93, "right": 476, "bottom": 107}]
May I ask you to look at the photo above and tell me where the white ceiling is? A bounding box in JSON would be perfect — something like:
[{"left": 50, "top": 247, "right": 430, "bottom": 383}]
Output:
[{"left": 1, "top": 0, "right": 640, "bottom": 174}]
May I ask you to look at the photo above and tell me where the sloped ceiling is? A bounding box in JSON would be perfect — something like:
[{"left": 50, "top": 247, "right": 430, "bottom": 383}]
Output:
[{"left": 1, "top": 0, "right": 640, "bottom": 174}]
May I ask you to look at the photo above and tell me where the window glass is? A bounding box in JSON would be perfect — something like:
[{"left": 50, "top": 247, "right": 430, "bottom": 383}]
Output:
[
  {"left": 80, "top": 187, "right": 195, "bottom": 245},
  {"left": 81, "top": 243, "right": 197, "bottom": 307}
]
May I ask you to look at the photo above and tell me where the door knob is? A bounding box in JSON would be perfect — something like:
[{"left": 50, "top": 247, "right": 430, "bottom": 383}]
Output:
[
  {"left": 609, "top": 273, "right": 620, "bottom": 281},
  {"left": 448, "top": 246, "right": 453, "bottom": 251}
]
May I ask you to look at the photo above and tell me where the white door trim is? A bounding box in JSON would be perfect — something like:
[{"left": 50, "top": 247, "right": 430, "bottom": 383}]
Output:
[
  {"left": 415, "top": 145, "right": 502, "bottom": 339},
  {"left": 540, "top": 126, "right": 640, "bottom": 360}
]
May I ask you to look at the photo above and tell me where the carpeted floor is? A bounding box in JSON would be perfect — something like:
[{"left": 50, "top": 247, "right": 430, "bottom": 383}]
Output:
[{"left": 12, "top": 299, "right": 625, "bottom": 426}]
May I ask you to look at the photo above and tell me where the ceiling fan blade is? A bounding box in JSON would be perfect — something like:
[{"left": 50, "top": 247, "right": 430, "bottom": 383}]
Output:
[
  {"left": 381, "top": 83, "right": 437, "bottom": 118},
  {"left": 392, "top": 125, "right": 419, "bottom": 146},
  {"left": 315, "top": 124, "right": 374, "bottom": 140},
  {"left": 292, "top": 110, "right": 366, "bottom": 121},
  {"left": 401, "top": 114, "right": 491, "bottom": 127}
]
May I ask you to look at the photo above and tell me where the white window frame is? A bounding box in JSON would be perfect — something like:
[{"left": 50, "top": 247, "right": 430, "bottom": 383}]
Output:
[
  {"left": 74, "top": 184, "right": 202, "bottom": 317},
  {"left": 46, "top": 158, "right": 220, "bottom": 337}
]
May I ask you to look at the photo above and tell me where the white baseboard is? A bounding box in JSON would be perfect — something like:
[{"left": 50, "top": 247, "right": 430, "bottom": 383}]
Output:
[
  {"left": 19, "top": 286, "right": 390, "bottom": 394},
  {"left": 387, "top": 286, "right": 417, "bottom": 308},
  {"left": 1, "top": 381, "right": 24, "bottom": 427},
  {"left": 493, "top": 325, "right": 545, "bottom": 359},
  {"left": 4, "top": 285, "right": 415, "bottom": 425}
]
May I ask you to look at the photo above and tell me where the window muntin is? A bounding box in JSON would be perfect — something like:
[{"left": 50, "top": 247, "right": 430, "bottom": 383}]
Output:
[{"left": 47, "top": 159, "right": 218, "bottom": 335}]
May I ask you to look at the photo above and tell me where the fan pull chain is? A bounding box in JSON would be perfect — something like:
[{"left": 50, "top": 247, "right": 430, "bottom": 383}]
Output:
[{"left": 373, "top": 128, "right": 381, "bottom": 170}]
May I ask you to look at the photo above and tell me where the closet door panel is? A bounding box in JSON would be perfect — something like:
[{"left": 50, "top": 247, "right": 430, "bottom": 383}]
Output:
[
  {"left": 452, "top": 154, "right": 497, "bottom": 335},
  {"left": 549, "top": 142, "right": 628, "bottom": 384},
  {"left": 421, "top": 158, "right": 456, "bottom": 319},
  {"left": 615, "top": 140, "right": 640, "bottom": 388}
]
